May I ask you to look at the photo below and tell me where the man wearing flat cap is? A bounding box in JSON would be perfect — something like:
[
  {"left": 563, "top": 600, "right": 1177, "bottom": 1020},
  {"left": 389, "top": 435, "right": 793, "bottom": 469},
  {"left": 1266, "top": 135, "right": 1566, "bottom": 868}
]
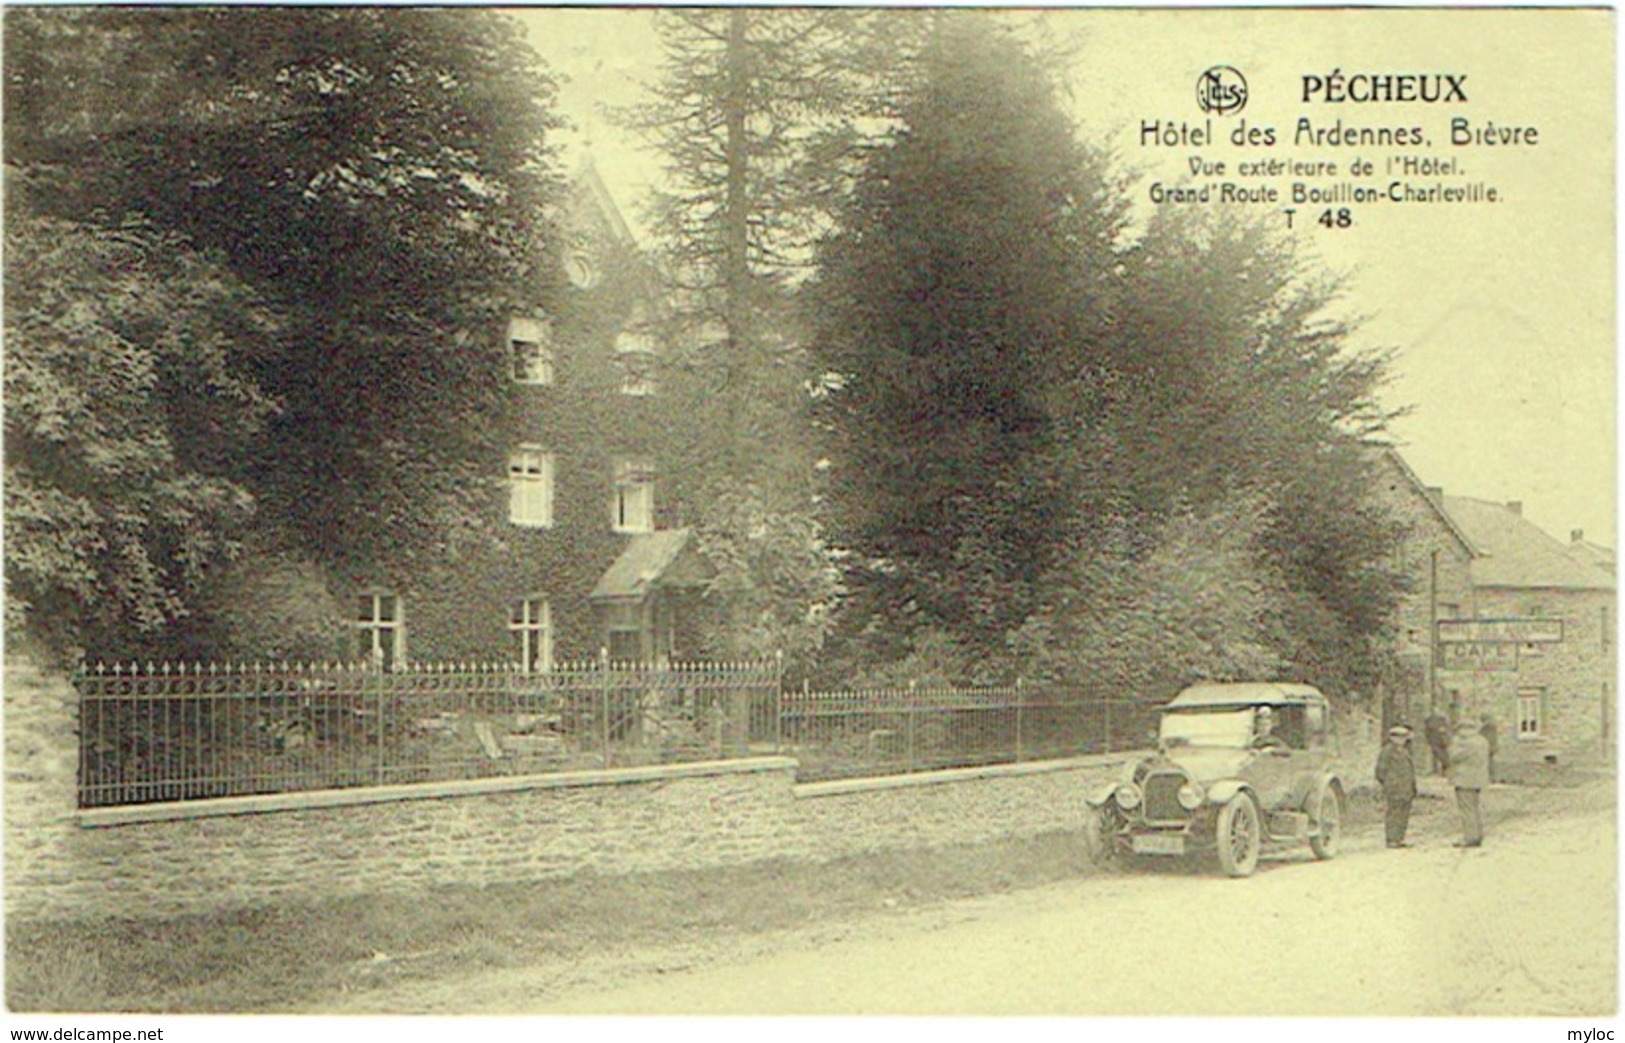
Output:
[
  {"left": 1375, "top": 724, "right": 1418, "bottom": 848},
  {"left": 1448, "top": 717, "right": 1491, "bottom": 847}
]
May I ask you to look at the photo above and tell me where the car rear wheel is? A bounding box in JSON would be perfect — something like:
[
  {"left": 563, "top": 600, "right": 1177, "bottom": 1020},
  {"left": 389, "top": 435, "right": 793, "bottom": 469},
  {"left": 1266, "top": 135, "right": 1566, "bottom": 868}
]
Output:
[
  {"left": 1215, "top": 794, "right": 1261, "bottom": 877},
  {"left": 1309, "top": 786, "right": 1341, "bottom": 860}
]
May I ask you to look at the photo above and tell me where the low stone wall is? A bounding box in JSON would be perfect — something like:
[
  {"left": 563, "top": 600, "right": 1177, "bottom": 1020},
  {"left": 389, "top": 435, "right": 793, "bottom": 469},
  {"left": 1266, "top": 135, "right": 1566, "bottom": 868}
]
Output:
[
  {"left": 6, "top": 653, "right": 86, "bottom": 920},
  {"left": 6, "top": 656, "right": 1126, "bottom": 923},
  {"left": 21, "top": 760, "right": 805, "bottom": 920},
  {"left": 793, "top": 761, "right": 1123, "bottom": 858}
]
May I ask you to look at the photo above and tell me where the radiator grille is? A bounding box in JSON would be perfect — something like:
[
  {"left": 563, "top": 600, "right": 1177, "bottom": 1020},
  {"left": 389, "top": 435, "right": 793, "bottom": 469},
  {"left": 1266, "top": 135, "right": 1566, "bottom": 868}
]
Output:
[{"left": 1142, "top": 770, "right": 1191, "bottom": 825}]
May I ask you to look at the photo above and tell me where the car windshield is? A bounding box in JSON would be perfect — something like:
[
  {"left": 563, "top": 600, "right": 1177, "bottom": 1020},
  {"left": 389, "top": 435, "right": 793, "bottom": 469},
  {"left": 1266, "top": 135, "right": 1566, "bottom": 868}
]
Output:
[{"left": 1160, "top": 707, "right": 1256, "bottom": 748}]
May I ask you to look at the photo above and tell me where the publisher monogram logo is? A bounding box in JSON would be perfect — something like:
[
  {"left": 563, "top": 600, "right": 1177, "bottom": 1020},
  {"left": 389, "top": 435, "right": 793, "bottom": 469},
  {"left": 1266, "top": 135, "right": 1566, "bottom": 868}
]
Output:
[{"left": 1197, "top": 66, "right": 1248, "bottom": 115}]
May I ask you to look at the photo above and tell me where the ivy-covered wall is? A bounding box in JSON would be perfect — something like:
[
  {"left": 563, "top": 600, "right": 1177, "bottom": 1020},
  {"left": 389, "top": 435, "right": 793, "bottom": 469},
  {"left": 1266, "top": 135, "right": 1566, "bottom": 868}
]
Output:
[
  {"left": 400, "top": 174, "right": 691, "bottom": 664},
  {"left": 412, "top": 170, "right": 685, "bottom": 656}
]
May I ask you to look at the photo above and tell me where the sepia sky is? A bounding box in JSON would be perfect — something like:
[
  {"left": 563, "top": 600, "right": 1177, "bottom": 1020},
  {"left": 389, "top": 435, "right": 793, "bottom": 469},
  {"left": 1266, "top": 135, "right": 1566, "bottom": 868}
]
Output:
[{"left": 517, "top": 7, "right": 1616, "bottom": 548}]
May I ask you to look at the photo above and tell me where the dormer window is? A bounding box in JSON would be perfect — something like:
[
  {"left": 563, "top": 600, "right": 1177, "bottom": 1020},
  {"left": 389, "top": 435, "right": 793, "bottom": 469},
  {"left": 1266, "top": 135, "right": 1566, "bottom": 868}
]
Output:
[
  {"left": 509, "top": 316, "right": 554, "bottom": 385},
  {"left": 615, "top": 328, "right": 658, "bottom": 397}
]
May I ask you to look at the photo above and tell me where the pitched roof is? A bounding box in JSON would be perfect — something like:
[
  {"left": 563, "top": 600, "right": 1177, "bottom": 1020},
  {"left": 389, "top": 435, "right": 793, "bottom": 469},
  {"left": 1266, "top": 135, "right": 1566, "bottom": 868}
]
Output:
[
  {"left": 570, "top": 159, "right": 635, "bottom": 247},
  {"left": 589, "top": 529, "right": 711, "bottom": 601},
  {"left": 1566, "top": 537, "right": 1616, "bottom": 574},
  {"left": 1376, "top": 447, "right": 1477, "bottom": 556},
  {"left": 1440, "top": 497, "right": 1614, "bottom": 591}
]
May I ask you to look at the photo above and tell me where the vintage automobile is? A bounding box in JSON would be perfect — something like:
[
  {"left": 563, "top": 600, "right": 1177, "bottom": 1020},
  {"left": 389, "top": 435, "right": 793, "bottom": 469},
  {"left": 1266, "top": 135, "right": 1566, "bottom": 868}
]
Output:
[{"left": 1082, "top": 682, "right": 1345, "bottom": 877}]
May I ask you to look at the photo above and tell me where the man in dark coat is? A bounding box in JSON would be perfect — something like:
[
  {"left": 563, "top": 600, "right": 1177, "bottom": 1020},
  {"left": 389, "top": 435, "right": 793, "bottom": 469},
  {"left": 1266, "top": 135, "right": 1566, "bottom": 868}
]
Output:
[
  {"left": 1448, "top": 718, "right": 1492, "bottom": 847},
  {"left": 1479, "top": 713, "right": 1499, "bottom": 781},
  {"left": 1423, "top": 712, "right": 1451, "bottom": 775},
  {"left": 1375, "top": 724, "right": 1418, "bottom": 848}
]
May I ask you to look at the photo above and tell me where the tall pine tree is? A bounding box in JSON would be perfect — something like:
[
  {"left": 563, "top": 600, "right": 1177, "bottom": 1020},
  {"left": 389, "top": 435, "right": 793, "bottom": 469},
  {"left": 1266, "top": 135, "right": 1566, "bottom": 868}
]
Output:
[
  {"left": 623, "top": 8, "right": 902, "bottom": 509},
  {"left": 621, "top": 9, "right": 905, "bottom": 661}
]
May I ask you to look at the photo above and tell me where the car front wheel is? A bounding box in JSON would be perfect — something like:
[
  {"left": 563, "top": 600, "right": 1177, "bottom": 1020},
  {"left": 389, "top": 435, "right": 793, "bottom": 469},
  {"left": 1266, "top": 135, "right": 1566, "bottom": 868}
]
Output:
[
  {"left": 1082, "top": 807, "right": 1117, "bottom": 868},
  {"left": 1215, "top": 794, "right": 1261, "bottom": 877}
]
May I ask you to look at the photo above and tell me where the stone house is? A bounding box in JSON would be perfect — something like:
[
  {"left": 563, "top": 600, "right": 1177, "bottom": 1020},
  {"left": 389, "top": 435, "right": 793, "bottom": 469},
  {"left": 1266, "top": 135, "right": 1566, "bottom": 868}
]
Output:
[
  {"left": 337, "top": 165, "right": 714, "bottom": 669},
  {"left": 1377, "top": 448, "right": 1614, "bottom": 766},
  {"left": 1435, "top": 495, "right": 1615, "bottom": 767},
  {"left": 1370, "top": 448, "right": 1476, "bottom": 730}
]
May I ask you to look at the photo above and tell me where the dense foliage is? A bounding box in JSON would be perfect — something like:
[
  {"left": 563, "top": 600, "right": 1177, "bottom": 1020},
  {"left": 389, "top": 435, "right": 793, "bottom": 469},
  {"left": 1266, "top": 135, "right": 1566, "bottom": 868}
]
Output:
[
  {"left": 691, "top": 481, "right": 845, "bottom": 667},
  {"left": 5, "top": 8, "right": 1413, "bottom": 696},
  {"left": 808, "top": 20, "right": 1129, "bottom": 664},
  {"left": 5, "top": 8, "right": 568, "bottom": 658},
  {"left": 809, "top": 17, "right": 1407, "bottom": 698},
  {"left": 3, "top": 204, "right": 279, "bottom": 656}
]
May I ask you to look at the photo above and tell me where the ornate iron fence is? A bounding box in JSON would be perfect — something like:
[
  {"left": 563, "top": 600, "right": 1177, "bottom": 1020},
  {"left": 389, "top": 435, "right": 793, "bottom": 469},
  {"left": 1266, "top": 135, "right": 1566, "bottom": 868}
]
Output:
[{"left": 75, "top": 656, "right": 782, "bottom": 808}]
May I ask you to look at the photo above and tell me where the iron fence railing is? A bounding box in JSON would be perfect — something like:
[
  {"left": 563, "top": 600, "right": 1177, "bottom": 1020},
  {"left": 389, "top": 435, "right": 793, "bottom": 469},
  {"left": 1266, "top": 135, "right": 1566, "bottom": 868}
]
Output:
[
  {"left": 75, "top": 656, "right": 781, "bottom": 808},
  {"left": 74, "top": 659, "right": 1165, "bottom": 807},
  {"left": 781, "top": 683, "right": 1163, "bottom": 782}
]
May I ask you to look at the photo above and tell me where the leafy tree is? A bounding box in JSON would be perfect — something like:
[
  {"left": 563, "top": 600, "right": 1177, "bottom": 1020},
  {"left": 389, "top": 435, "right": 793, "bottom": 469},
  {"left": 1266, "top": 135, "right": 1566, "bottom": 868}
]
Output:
[
  {"left": 6, "top": 6, "right": 568, "bottom": 587},
  {"left": 1097, "top": 209, "right": 1392, "bottom": 508},
  {"left": 810, "top": 17, "right": 1406, "bottom": 696},
  {"left": 3, "top": 194, "right": 278, "bottom": 660},
  {"left": 808, "top": 17, "right": 1128, "bottom": 662},
  {"left": 1000, "top": 213, "right": 1408, "bottom": 699},
  {"left": 690, "top": 481, "right": 845, "bottom": 667},
  {"left": 1091, "top": 210, "right": 1408, "bottom": 697},
  {"left": 5, "top": 8, "right": 570, "bottom": 655}
]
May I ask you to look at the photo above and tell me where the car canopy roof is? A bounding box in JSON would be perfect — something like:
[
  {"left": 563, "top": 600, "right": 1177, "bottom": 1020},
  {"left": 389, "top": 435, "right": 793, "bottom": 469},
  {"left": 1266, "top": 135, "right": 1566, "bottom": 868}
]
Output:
[{"left": 1162, "top": 682, "right": 1327, "bottom": 711}]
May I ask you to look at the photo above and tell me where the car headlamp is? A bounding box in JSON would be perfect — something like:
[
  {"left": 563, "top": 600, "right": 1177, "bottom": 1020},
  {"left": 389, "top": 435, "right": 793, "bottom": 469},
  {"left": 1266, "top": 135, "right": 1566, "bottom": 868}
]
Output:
[
  {"left": 1114, "top": 782, "right": 1142, "bottom": 810},
  {"left": 1177, "top": 781, "right": 1206, "bottom": 810}
]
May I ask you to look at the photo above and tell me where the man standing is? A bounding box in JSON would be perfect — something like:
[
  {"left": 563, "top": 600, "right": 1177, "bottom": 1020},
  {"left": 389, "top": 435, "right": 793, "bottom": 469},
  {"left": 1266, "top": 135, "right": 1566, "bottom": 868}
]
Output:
[
  {"left": 1448, "top": 717, "right": 1491, "bottom": 847},
  {"left": 1423, "top": 711, "right": 1451, "bottom": 775},
  {"left": 1479, "top": 712, "right": 1499, "bottom": 781},
  {"left": 1375, "top": 724, "right": 1418, "bottom": 848}
]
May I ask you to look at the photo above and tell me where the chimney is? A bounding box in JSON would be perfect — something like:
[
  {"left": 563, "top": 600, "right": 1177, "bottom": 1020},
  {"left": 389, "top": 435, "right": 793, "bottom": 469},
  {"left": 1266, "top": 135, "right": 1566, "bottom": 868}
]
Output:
[
  {"left": 1572, "top": 529, "right": 1586, "bottom": 544},
  {"left": 1506, "top": 501, "right": 1523, "bottom": 516}
]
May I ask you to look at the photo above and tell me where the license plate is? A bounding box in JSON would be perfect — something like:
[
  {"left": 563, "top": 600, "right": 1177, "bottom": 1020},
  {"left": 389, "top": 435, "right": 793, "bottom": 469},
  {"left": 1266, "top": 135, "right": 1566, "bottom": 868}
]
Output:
[{"left": 1132, "top": 833, "right": 1185, "bottom": 856}]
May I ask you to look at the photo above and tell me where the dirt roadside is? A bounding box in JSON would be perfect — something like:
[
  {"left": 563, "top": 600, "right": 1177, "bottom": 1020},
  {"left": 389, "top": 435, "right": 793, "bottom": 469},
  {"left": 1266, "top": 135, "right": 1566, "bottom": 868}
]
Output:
[{"left": 323, "top": 772, "right": 1615, "bottom": 1015}]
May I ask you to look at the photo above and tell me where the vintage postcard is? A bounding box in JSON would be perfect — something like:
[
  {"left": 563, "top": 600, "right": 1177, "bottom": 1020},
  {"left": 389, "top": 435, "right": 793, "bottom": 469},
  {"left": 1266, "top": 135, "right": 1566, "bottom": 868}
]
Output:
[{"left": 2, "top": 5, "right": 1614, "bottom": 1034}]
